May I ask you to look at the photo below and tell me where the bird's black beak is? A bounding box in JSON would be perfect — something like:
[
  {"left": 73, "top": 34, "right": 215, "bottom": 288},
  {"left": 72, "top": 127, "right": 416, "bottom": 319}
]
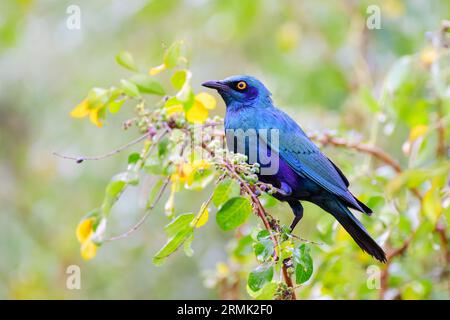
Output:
[{"left": 201, "top": 80, "right": 228, "bottom": 91}]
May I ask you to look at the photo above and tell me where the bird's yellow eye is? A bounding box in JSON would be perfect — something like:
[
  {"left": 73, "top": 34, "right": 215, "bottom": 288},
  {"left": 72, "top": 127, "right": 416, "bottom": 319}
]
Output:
[{"left": 236, "top": 81, "right": 247, "bottom": 90}]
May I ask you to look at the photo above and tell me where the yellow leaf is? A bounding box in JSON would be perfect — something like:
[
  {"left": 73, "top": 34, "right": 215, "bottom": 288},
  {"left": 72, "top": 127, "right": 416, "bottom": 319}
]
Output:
[
  {"left": 149, "top": 63, "right": 166, "bottom": 76},
  {"left": 89, "top": 108, "right": 103, "bottom": 128},
  {"left": 409, "top": 125, "right": 428, "bottom": 142},
  {"left": 194, "top": 203, "right": 209, "bottom": 228},
  {"left": 195, "top": 92, "right": 216, "bottom": 110},
  {"left": 76, "top": 218, "right": 94, "bottom": 243},
  {"left": 80, "top": 240, "right": 97, "bottom": 260},
  {"left": 165, "top": 104, "right": 184, "bottom": 116},
  {"left": 70, "top": 99, "right": 90, "bottom": 118},
  {"left": 186, "top": 100, "right": 208, "bottom": 124}
]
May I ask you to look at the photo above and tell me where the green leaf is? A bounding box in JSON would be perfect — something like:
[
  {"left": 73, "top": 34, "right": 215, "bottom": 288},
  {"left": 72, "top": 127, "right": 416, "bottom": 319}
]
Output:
[
  {"left": 185, "top": 167, "right": 215, "bottom": 191},
  {"left": 107, "top": 99, "right": 125, "bottom": 114},
  {"left": 86, "top": 87, "right": 108, "bottom": 109},
  {"left": 129, "top": 74, "right": 165, "bottom": 95},
  {"left": 153, "top": 227, "right": 193, "bottom": 266},
  {"left": 293, "top": 244, "right": 313, "bottom": 284},
  {"left": 253, "top": 230, "right": 274, "bottom": 262},
  {"left": 165, "top": 213, "right": 195, "bottom": 236},
  {"left": 183, "top": 233, "right": 194, "bottom": 257},
  {"left": 255, "top": 282, "right": 278, "bottom": 300},
  {"left": 248, "top": 264, "right": 274, "bottom": 292},
  {"left": 164, "top": 41, "right": 184, "bottom": 68},
  {"left": 115, "top": 51, "right": 138, "bottom": 71},
  {"left": 164, "top": 96, "right": 183, "bottom": 108},
  {"left": 101, "top": 174, "right": 127, "bottom": 216},
  {"left": 233, "top": 234, "right": 254, "bottom": 260},
  {"left": 158, "top": 136, "right": 170, "bottom": 157},
  {"left": 120, "top": 79, "right": 140, "bottom": 98},
  {"left": 216, "top": 196, "right": 252, "bottom": 231},
  {"left": 128, "top": 152, "right": 141, "bottom": 165},
  {"left": 153, "top": 213, "right": 195, "bottom": 266},
  {"left": 171, "top": 69, "right": 190, "bottom": 90},
  {"left": 212, "top": 178, "right": 241, "bottom": 207}
]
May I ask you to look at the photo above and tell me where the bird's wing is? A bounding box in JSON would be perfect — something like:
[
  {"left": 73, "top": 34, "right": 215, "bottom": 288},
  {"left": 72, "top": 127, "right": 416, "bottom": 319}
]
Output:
[{"left": 259, "top": 108, "right": 365, "bottom": 212}]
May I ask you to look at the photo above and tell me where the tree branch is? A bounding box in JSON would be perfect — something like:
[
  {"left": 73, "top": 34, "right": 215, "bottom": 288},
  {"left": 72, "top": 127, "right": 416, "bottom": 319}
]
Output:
[
  {"left": 309, "top": 132, "right": 402, "bottom": 173},
  {"left": 53, "top": 132, "right": 150, "bottom": 163}
]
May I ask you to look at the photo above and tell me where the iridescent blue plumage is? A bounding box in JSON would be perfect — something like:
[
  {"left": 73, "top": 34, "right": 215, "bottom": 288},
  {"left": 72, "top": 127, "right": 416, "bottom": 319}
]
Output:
[{"left": 202, "top": 75, "right": 386, "bottom": 262}]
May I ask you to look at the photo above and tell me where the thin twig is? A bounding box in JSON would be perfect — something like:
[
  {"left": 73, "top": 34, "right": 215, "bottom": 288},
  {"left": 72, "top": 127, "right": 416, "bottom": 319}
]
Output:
[
  {"left": 288, "top": 233, "right": 323, "bottom": 246},
  {"left": 436, "top": 99, "right": 447, "bottom": 158},
  {"left": 311, "top": 132, "right": 424, "bottom": 200},
  {"left": 104, "top": 177, "right": 170, "bottom": 242},
  {"left": 310, "top": 132, "right": 402, "bottom": 173},
  {"left": 53, "top": 133, "right": 150, "bottom": 163}
]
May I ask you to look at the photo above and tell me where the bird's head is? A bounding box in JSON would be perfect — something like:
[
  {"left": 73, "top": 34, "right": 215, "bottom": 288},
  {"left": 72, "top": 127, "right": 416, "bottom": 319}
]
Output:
[{"left": 202, "top": 75, "right": 271, "bottom": 106}]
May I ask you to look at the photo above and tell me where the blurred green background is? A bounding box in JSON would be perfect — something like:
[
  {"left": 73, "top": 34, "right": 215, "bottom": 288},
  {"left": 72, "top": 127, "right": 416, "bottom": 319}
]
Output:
[{"left": 0, "top": 0, "right": 448, "bottom": 299}]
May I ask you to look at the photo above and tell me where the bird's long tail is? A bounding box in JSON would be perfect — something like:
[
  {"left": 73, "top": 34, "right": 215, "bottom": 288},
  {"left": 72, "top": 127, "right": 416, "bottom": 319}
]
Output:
[{"left": 319, "top": 198, "right": 387, "bottom": 263}]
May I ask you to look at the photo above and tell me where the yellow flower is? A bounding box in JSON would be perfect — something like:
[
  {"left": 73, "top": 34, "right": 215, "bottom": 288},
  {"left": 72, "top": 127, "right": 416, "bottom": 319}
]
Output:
[
  {"left": 149, "top": 63, "right": 166, "bottom": 76},
  {"left": 186, "top": 101, "right": 208, "bottom": 124},
  {"left": 171, "top": 162, "right": 194, "bottom": 183},
  {"left": 70, "top": 99, "right": 90, "bottom": 118},
  {"left": 80, "top": 240, "right": 97, "bottom": 260},
  {"left": 190, "top": 159, "right": 210, "bottom": 172},
  {"left": 76, "top": 218, "right": 95, "bottom": 243},
  {"left": 185, "top": 159, "right": 211, "bottom": 186},
  {"left": 76, "top": 217, "right": 98, "bottom": 260},
  {"left": 186, "top": 92, "right": 216, "bottom": 124},
  {"left": 70, "top": 99, "right": 103, "bottom": 128},
  {"left": 165, "top": 104, "right": 184, "bottom": 116},
  {"left": 195, "top": 92, "right": 216, "bottom": 110}
]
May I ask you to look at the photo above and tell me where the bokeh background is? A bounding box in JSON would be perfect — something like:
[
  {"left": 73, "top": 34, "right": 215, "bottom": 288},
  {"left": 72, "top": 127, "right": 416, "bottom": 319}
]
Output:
[{"left": 0, "top": 0, "right": 448, "bottom": 299}]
